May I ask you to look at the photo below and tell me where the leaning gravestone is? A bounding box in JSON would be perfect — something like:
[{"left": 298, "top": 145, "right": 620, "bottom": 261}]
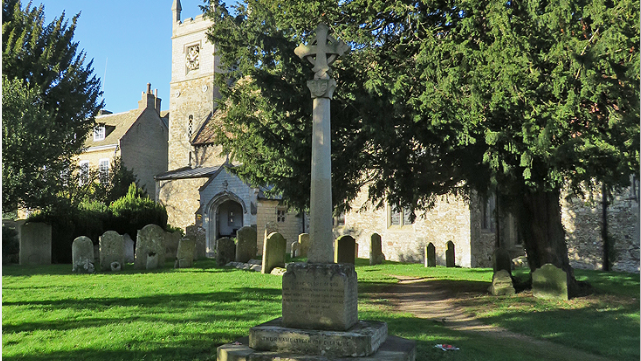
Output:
[
  {"left": 164, "top": 231, "right": 182, "bottom": 262},
  {"left": 216, "top": 237, "right": 236, "bottom": 266},
  {"left": 176, "top": 237, "right": 196, "bottom": 268},
  {"left": 424, "top": 243, "right": 436, "bottom": 267},
  {"left": 134, "top": 224, "right": 166, "bottom": 270},
  {"left": 297, "top": 233, "right": 310, "bottom": 257},
  {"left": 334, "top": 235, "right": 356, "bottom": 264},
  {"left": 488, "top": 269, "right": 515, "bottom": 296},
  {"left": 19, "top": 222, "right": 52, "bottom": 266},
  {"left": 492, "top": 248, "right": 512, "bottom": 275},
  {"left": 99, "top": 231, "right": 125, "bottom": 272},
  {"left": 72, "top": 236, "right": 95, "bottom": 273},
  {"left": 532, "top": 263, "right": 568, "bottom": 301},
  {"left": 262, "top": 232, "right": 286, "bottom": 274},
  {"left": 369, "top": 233, "right": 384, "bottom": 265},
  {"left": 236, "top": 226, "right": 258, "bottom": 263},
  {"left": 123, "top": 234, "right": 135, "bottom": 263}
]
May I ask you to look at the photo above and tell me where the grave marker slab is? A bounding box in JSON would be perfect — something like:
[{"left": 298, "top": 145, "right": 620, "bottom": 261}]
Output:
[
  {"left": 164, "top": 231, "right": 182, "bottom": 261},
  {"left": 424, "top": 243, "right": 436, "bottom": 267},
  {"left": 217, "top": 237, "right": 236, "bottom": 266},
  {"left": 72, "top": 236, "right": 95, "bottom": 273},
  {"left": 134, "top": 224, "right": 166, "bottom": 270},
  {"left": 532, "top": 263, "right": 568, "bottom": 300},
  {"left": 236, "top": 226, "right": 258, "bottom": 263},
  {"left": 492, "top": 248, "right": 512, "bottom": 275},
  {"left": 262, "top": 232, "right": 286, "bottom": 274},
  {"left": 124, "top": 234, "right": 135, "bottom": 263},
  {"left": 99, "top": 231, "right": 125, "bottom": 272},
  {"left": 334, "top": 235, "right": 356, "bottom": 264},
  {"left": 19, "top": 222, "right": 52, "bottom": 266},
  {"left": 176, "top": 237, "right": 196, "bottom": 268},
  {"left": 369, "top": 233, "right": 384, "bottom": 265},
  {"left": 297, "top": 233, "right": 310, "bottom": 257}
]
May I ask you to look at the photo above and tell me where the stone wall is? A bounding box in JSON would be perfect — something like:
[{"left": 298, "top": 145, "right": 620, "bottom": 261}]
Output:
[
  {"left": 562, "top": 186, "right": 640, "bottom": 273},
  {"left": 256, "top": 200, "right": 303, "bottom": 254},
  {"left": 157, "top": 177, "right": 208, "bottom": 230}
]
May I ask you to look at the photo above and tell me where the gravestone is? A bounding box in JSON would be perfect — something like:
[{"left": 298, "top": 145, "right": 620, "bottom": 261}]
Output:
[
  {"left": 297, "top": 233, "right": 310, "bottom": 257},
  {"left": 290, "top": 241, "right": 299, "bottom": 258},
  {"left": 369, "top": 233, "right": 384, "bottom": 265},
  {"left": 424, "top": 243, "right": 436, "bottom": 267},
  {"left": 164, "top": 231, "right": 182, "bottom": 262},
  {"left": 99, "top": 231, "right": 125, "bottom": 272},
  {"left": 263, "top": 222, "right": 279, "bottom": 255},
  {"left": 146, "top": 253, "right": 159, "bottom": 270},
  {"left": 488, "top": 269, "right": 515, "bottom": 296},
  {"left": 176, "top": 237, "right": 196, "bottom": 268},
  {"left": 492, "top": 248, "right": 512, "bottom": 275},
  {"left": 261, "top": 232, "right": 286, "bottom": 274},
  {"left": 19, "top": 222, "right": 52, "bottom": 266},
  {"left": 134, "top": 224, "right": 166, "bottom": 270},
  {"left": 216, "top": 237, "right": 236, "bottom": 266},
  {"left": 532, "top": 263, "right": 568, "bottom": 300},
  {"left": 186, "top": 225, "right": 206, "bottom": 259},
  {"left": 124, "top": 234, "right": 135, "bottom": 263},
  {"left": 446, "top": 241, "right": 456, "bottom": 267},
  {"left": 72, "top": 236, "right": 95, "bottom": 273},
  {"left": 355, "top": 242, "right": 359, "bottom": 258},
  {"left": 236, "top": 226, "right": 258, "bottom": 263},
  {"left": 334, "top": 235, "right": 356, "bottom": 264}
]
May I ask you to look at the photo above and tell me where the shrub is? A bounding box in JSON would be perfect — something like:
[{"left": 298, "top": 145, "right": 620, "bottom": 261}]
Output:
[
  {"left": 109, "top": 183, "right": 168, "bottom": 239},
  {"left": 2, "top": 224, "right": 19, "bottom": 264}
]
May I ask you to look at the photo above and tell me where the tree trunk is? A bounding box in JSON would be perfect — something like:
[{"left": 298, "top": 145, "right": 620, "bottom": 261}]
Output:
[{"left": 518, "top": 188, "right": 584, "bottom": 297}]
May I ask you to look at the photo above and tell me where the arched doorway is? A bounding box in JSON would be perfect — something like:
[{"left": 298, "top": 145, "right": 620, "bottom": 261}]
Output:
[{"left": 204, "top": 192, "right": 247, "bottom": 256}]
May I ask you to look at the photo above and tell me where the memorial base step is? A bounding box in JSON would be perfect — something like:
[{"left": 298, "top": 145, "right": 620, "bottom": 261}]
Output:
[{"left": 218, "top": 335, "right": 415, "bottom": 361}]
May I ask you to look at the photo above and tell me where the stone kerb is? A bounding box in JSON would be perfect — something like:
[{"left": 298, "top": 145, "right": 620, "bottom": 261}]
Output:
[
  {"left": 369, "top": 233, "right": 384, "bottom": 265},
  {"left": 72, "top": 236, "right": 95, "bottom": 273},
  {"left": 135, "top": 224, "right": 166, "bottom": 270},
  {"left": 164, "top": 231, "right": 182, "bottom": 262},
  {"left": 236, "top": 226, "right": 257, "bottom": 263},
  {"left": 297, "top": 233, "right": 310, "bottom": 257},
  {"left": 99, "top": 231, "right": 125, "bottom": 271},
  {"left": 176, "top": 237, "right": 196, "bottom": 268},
  {"left": 19, "top": 222, "right": 52, "bottom": 266},
  {"left": 532, "top": 263, "right": 569, "bottom": 300},
  {"left": 217, "top": 237, "right": 236, "bottom": 266},
  {"left": 488, "top": 269, "right": 515, "bottom": 296},
  {"left": 282, "top": 262, "right": 358, "bottom": 331},
  {"left": 261, "top": 232, "right": 286, "bottom": 274},
  {"left": 334, "top": 235, "right": 356, "bottom": 264}
]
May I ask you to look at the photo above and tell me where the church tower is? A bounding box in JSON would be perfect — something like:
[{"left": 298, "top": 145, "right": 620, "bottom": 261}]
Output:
[{"left": 168, "top": 0, "right": 224, "bottom": 170}]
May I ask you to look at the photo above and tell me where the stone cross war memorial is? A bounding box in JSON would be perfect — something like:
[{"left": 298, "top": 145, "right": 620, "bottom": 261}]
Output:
[{"left": 217, "top": 23, "right": 416, "bottom": 361}]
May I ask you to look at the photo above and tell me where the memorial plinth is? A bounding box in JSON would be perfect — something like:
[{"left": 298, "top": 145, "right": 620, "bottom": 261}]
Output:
[{"left": 282, "top": 263, "right": 358, "bottom": 331}]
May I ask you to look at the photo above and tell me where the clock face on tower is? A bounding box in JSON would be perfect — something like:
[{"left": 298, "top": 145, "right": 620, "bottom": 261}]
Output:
[{"left": 186, "top": 44, "right": 200, "bottom": 71}]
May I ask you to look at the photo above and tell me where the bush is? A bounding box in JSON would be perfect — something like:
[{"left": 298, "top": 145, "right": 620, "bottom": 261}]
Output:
[
  {"left": 2, "top": 224, "right": 19, "bottom": 264},
  {"left": 109, "top": 183, "right": 168, "bottom": 239}
]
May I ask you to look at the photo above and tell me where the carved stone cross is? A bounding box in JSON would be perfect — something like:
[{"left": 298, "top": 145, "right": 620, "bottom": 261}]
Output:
[{"left": 295, "top": 23, "right": 350, "bottom": 80}]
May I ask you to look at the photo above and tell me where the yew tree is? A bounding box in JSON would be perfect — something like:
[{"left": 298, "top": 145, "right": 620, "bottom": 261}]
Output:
[{"left": 206, "top": 0, "right": 639, "bottom": 296}]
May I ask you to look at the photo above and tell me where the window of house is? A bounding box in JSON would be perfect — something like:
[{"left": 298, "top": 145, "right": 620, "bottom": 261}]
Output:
[
  {"left": 389, "top": 205, "right": 414, "bottom": 228},
  {"left": 276, "top": 208, "right": 286, "bottom": 223},
  {"left": 94, "top": 125, "right": 105, "bottom": 141},
  {"left": 79, "top": 161, "right": 90, "bottom": 185},
  {"left": 99, "top": 159, "right": 110, "bottom": 183},
  {"left": 481, "top": 194, "right": 496, "bottom": 231},
  {"left": 188, "top": 115, "right": 193, "bottom": 139}
]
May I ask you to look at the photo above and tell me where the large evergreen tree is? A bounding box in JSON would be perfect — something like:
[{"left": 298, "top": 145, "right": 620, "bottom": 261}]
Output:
[
  {"left": 2, "top": 0, "right": 103, "bottom": 211},
  {"left": 206, "top": 0, "right": 639, "bottom": 296}
]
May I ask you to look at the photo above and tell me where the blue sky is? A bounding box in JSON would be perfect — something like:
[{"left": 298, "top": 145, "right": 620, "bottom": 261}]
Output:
[{"left": 39, "top": 0, "right": 237, "bottom": 114}]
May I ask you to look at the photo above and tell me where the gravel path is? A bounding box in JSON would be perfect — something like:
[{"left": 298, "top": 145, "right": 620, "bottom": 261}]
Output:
[{"left": 385, "top": 275, "right": 615, "bottom": 361}]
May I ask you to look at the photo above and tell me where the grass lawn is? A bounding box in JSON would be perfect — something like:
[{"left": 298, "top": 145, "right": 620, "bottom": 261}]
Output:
[{"left": 3, "top": 259, "right": 639, "bottom": 361}]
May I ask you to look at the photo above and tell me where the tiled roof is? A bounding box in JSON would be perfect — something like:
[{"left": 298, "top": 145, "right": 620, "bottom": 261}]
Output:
[
  {"left": 84, "top": 109, "right": 143, "bottom": 148},
  {"left": 192, "top": 109, "right": 227, "bottom": 146},
  {"left": 155, "top": 166, "right": 222, "bottom": 181}
]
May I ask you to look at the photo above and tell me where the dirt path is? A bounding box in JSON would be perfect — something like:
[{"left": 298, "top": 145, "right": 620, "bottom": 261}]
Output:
[{"left": 385, "top": 276, "right": 615, "bottom": 361}]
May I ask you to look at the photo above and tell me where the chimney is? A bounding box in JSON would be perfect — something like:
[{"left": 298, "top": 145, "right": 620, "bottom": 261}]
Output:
[{"left": 138, "top": 83, "right": 161, "bottom": 115}]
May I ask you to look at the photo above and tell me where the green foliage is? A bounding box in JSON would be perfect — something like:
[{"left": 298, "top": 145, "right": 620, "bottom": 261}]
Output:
[
  {"left": 109, "top": 183, "right": 168, "bottom": 239},
  {"left": 91, "top": 157, "right": 143, "bottom": 205},
  {"left": 2, "top": 224, "right": 19, "bottom": 263},
  {"left": 2, "top": 0, "right": 103, "bottom": 211}
]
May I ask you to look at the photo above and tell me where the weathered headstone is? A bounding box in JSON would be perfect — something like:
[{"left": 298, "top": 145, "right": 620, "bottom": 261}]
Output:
[
  {"left": 446, "top": 241, "right": 456, "bottom": 267},
  {"left": 532, "top": 263, "right": 568, "bottom": 300},
  {"left": 369, "top": 233, "right": 384, "bottom": 265},
  {"left": 424, "top": 243, "right": 436, "bottom": 267},
  {"left": 134, "top": 224, "right": 166, "bottom": 270},
  {"left": 290, "top": 241, "right": 299, "bottom": 258},
  {"left": 124, "top": 234, "right": 135, "bottom": 263},
  {"left": 236, "top": 226, "right": 258, "bottom": 262},
  {"left": 164, "top": 231, "right": 182, "bottom": 262},
  {"left": 176, "top": 237, "right": 196, "bottom": 268},
  {"left": 297, "top": 233, "right": 310, "bottom": 257},
  {"left": 334, "top": 235, "right": 356, "bottom": 264},
  {"left": 19, "top": 222, "right": 52, "bottom": 266},
  {"left": 262, "top": 221, "right": 279, "bottom": 255},
  {"left": 99, "top": 231, "right": 125, "bottom": 272},
  {"left": 492, "top": 248, "right": 512, "bottom": 275},
  {"left": 146, "top": 252, "right": 159, "bottom": 270},
  {"left": 261, "top": 232, "right": 286, "bottom": 274},
  {"left": 488, "top": 269, "right": 515, "bottom": 296},
  {"left": 72, "top": 236, "right": 95, "bottom": 273},
  {"left": 216, "top": 237, "right": 236, "bottom": 266},
  {"left": 186, "top": 225, "right": 206, "bottom": 260}
]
